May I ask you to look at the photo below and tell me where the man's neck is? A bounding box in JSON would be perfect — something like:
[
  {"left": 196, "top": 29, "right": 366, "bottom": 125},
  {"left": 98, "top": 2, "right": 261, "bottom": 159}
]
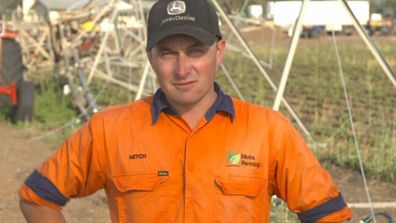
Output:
[{"left": 171, "top": 91, "right": 217, "bottom": 129}]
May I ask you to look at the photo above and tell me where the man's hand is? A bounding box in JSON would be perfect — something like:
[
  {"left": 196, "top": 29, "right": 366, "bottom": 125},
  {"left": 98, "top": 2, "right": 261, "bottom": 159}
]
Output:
[{"left": 20, "top": 200, "right": 66, "bottom": 223}]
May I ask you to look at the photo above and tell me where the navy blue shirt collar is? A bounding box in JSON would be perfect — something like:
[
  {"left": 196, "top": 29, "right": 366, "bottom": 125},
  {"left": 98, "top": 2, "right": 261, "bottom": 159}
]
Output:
[{"left": 151, "top": 82, "right": 235, "bottom": 124}]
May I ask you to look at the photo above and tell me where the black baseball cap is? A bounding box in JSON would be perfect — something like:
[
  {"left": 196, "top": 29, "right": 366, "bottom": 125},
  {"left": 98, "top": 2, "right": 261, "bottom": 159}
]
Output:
[{"left": 146, "top": 0, "right": 222, "bottom": 50}]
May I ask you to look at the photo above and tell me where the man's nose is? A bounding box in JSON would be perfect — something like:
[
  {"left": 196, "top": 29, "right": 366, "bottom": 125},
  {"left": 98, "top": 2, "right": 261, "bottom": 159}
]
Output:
[{"left": 175, "top": 54, "right": 191, "bottom": 77}]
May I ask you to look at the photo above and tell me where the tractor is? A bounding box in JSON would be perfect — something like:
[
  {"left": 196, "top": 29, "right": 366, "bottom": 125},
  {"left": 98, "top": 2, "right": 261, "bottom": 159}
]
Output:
[{"left": 0, "top": 18, "right": 35, "bottom": 123}]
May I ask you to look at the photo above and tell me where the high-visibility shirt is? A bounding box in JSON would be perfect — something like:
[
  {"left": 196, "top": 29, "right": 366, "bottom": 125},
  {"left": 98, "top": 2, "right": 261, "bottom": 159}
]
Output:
[{"left": 19, "top": 84, "right": 352, "bottom": 222}]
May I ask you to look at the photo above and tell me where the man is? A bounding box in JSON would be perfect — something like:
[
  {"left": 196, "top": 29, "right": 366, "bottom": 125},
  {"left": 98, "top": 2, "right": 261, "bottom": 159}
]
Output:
[{"left": 19, "top": 0, "right": 352, "bottom": 222}]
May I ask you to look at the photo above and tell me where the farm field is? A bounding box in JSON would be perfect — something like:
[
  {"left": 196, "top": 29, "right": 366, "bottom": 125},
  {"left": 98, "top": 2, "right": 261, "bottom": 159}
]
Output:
[{"left": 220, "top": 27, "right": 396, "bottom": 182}]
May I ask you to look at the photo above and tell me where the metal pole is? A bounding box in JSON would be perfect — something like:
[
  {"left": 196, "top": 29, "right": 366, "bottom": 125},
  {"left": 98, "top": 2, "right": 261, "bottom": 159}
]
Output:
[
  {"left": 220, "top": 63, "right": 245, "bottom": 100},
  {"left": 269, "top": 25, "right": 276, "bottom": 69},
  {"left": 337, "top": 0, "right": 396, "bottom": 88},
  {"left": 210, "top": 0, "right": 311, "bottom": 138},
  {"left": 71, "top": 0, "right": 117, "bottom": 48},
  {"left": 273, "top": 0, "right": 308, "bottom": 111},
  {"left": 349, "top": 202, "right": 396, "bottom": 209},
  {"left": 135, "top": 61, "right": 151, "bottom": 100},
  {"left": 86, "top": 8, "right": 119, "bottom": 85}
]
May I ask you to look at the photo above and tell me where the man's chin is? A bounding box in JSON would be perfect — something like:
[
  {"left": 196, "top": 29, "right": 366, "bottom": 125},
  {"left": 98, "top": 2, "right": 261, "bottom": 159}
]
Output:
[{"left": 168, "top": 94, "right": 199, "bottom": 106}]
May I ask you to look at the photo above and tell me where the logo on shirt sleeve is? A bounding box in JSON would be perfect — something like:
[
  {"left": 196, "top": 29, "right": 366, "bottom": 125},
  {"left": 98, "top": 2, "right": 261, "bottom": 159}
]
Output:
[{"left": 226, "top": 151, "right": 261, "bottom": 168}]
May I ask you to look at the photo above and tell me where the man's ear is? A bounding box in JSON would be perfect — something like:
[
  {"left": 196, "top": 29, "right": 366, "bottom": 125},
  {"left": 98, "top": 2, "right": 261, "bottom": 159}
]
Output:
[
  {"left": 146, "top": 50, "right": 153, "bottom": 65},
  {"left": 216, "top": 39, "right": 226, "bottom": 66}
]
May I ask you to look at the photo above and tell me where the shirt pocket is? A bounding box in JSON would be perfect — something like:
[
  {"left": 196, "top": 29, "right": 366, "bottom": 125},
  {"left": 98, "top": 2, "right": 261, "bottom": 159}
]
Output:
[
  {"left": 215, "top": 175, "right": 265, "bottom": 197},
  {"left": 214, "top": 175, "right": 268, "bottom": 223},
  {"left": 110, "top": 173, "right": 171, "bottom": 222},
  {"left": 113, "top": 173, "right": 167, "bottom": 192}
]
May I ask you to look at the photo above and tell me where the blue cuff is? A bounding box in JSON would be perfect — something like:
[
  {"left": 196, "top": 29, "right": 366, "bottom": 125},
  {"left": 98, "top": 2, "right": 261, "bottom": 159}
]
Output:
[
  {"left": 298, "top": 193, "right": 347, "bottom": 223},
  {"left": 25, "top": 170, "right": 69, "bottom": 206}
]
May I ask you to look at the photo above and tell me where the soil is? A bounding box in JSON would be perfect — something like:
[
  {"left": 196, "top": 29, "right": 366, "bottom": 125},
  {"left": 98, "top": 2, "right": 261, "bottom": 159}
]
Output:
[
  {"left": 0, "top": 121, "right": 110, "bottom": 223},
  {"left": 0, "top": 121, "right": 394, "bottom": 222}
]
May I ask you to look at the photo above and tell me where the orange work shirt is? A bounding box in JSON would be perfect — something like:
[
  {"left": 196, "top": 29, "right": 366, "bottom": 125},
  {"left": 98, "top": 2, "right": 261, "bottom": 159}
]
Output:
[{"left": 19, "top": 85, "right": 352, "bottom": 222}]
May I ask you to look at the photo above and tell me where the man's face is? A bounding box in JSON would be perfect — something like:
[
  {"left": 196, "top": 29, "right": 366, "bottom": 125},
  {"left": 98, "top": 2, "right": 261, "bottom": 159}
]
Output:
[{"left": 147, "top": 34, "right": 225, "bottom": 110}]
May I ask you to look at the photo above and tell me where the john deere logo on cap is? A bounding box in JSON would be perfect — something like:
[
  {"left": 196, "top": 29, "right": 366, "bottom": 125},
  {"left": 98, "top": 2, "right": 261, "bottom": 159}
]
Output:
[
  {"left": 167, "top": 1, "right": 186, "bottom": 15},
  {"left": 227, "top": 152, "right": 241, "bottom": 165}
]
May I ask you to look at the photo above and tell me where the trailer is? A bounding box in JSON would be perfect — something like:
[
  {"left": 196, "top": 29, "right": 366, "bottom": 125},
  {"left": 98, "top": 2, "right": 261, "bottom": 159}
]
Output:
[{"left": 266, "top": 0, "right": 370, "bottom": 36}]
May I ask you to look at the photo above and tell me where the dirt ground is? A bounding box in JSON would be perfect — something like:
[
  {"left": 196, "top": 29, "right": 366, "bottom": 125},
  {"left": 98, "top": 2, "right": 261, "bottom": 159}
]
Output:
[
  {"left": 0, "top": 121, "right": 110, "bottom": 223},
  {"left": 0, "top": 121, "right": 395, "bottom": 222}
]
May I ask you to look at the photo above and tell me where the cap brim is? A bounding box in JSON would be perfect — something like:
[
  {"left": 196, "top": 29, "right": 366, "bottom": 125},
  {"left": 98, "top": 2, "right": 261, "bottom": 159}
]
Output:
[{"left": 146, "top": 26, "right": 217, "bottom": 50}]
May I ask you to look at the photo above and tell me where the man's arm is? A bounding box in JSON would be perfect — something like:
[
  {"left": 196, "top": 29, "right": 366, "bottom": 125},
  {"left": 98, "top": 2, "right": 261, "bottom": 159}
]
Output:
[
  {"left": 269, "top": 113, "right": 352, "bottom": 222},
  {"left": 19, "top": 118, "right": 106, "bottom": 222},
  {"left": 20, "top": 199, "right": 66, "bottom": 223}
]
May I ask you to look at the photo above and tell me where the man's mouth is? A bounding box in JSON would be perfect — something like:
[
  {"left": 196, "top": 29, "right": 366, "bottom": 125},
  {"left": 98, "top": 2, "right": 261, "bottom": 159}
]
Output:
[{"left": 174, "top": 81, "right": 196, "bottom": 89}]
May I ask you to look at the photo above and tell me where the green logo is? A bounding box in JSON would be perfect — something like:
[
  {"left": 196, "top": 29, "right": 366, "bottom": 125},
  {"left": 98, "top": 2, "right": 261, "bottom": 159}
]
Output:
[{"left": 227, "top": 152, "right": 241, "bottom": 165}]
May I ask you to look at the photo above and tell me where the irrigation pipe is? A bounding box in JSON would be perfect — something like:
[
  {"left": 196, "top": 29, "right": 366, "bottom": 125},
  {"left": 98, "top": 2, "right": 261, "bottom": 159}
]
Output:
[
  {"left": 349, "top": 202, "right": 396, "bottom": 209},
  {"left": 71, "top": 0, "right": 117, "bottom": 48},
  {"left": 331, "top": 31, "right": 377, "bottom": 223},
  {"left": 220, "top": 63, "right": 244, "bottom": 100},
  {"left": 135, "top": 61, "right": 151, "bottom": 100},
  {"left": 226, "top": 43, "right": 271, "bottom": 69},
  {"left": 272, "top": 0, "right": 308, "bottom": 111},
  {"left": 28, "top": 113, "right": 84, "bottom": 142},
  {"left": 87, "top": 7, "right": 119, "bottom": 85},
  {"left": 210, "top": 0, "right": 311, "bottom": 139},
  {"left": 337, "top": 0, "right": 396, "bottom": 88}
]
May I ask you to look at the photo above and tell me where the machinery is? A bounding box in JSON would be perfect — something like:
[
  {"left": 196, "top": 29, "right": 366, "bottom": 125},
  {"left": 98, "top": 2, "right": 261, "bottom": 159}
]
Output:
[
  {"left": 0, "top": 6, "right": 35, "bottom": 123},
  {"left": 367, "top": 13, "right": 394, "bottom": 35},
  {"left": 0, "top": 0, "right": 152, "bottom": 121}
]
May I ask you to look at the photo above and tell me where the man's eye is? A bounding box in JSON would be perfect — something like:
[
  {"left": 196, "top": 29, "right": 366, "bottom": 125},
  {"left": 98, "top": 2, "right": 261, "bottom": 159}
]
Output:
[
  {"left": 160, "top": 51, "right": 174, "bottom": 57},
  {"left": 189, "top": 48, "right": 204, "bottom": 56}
]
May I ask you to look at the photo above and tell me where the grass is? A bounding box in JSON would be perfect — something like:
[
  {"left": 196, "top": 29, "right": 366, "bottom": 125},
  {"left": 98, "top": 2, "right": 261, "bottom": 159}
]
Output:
[
  {"left": 34, "top": 80, "right": 77, "bottom": 128},
  {"left": 2, "top": 78, "right": 81, "bottom": 145},
  {"left": 270, "top": 198, "right": 298, "bottom": 223},
  {"left": 32, "top": 79, "right": 81, "bottom": 144},
  {"left": 0, "top": 104, "right": 11, "bottom": 121}
]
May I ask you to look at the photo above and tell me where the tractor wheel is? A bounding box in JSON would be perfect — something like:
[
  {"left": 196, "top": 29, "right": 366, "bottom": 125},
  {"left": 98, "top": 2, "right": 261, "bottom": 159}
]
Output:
[
  {"left": 11, "top": 81, "right": 35, "bottom": 124},
  {"left": 0, "top": 38, "right": 24, "bottom": 86},
  {"left": 0, "top": 38, "right": 25, "bottom": 110}
]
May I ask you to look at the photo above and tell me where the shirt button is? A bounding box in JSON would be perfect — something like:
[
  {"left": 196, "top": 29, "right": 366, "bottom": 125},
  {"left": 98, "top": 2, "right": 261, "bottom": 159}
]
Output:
[{"left": 188, "top": 165, "right": 194, "bottom": 172}]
